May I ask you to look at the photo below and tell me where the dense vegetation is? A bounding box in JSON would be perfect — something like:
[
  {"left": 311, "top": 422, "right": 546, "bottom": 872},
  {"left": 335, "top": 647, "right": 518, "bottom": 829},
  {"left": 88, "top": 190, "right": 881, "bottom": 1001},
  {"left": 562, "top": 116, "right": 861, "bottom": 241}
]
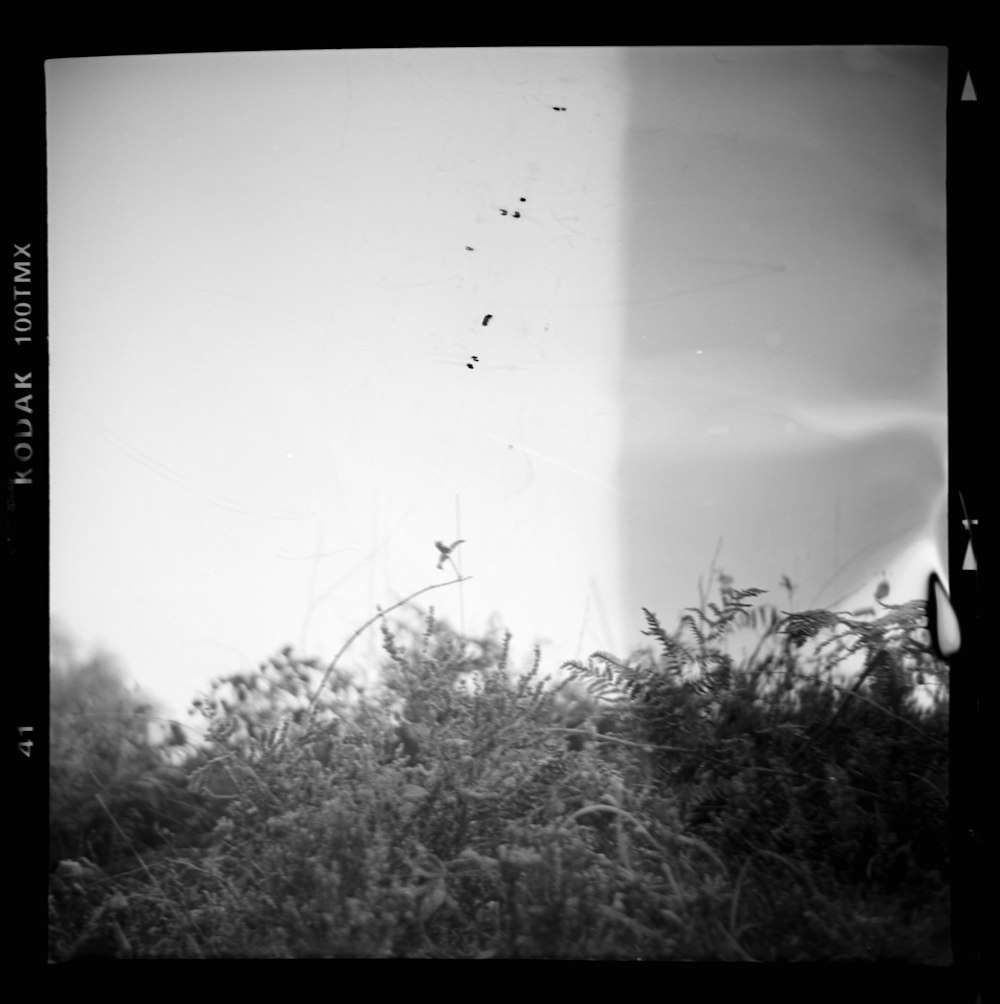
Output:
[{"left": 48, "top": 573, "right": 952, "bottom": 960}]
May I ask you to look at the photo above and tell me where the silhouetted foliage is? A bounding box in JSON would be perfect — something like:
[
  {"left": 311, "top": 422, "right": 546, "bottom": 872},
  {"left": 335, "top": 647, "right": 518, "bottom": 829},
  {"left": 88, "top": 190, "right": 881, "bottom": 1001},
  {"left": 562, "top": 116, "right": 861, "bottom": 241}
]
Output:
[{"left": 49, "top": 572, "right": 952, "bottom": 960}]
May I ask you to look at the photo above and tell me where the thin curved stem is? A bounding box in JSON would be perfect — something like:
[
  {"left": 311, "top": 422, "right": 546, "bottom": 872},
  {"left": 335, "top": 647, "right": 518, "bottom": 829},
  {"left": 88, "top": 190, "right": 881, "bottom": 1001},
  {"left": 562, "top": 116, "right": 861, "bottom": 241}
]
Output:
[{"left": 304, "top": 575, "right": 470, "bottom": 722}]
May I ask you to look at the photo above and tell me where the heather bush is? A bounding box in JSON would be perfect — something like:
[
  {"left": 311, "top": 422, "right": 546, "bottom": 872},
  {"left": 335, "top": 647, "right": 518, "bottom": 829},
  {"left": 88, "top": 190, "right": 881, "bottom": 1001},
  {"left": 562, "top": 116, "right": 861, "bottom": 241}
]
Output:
[{"left": 49, "top": 569, "right": 952, "bottom": 960}]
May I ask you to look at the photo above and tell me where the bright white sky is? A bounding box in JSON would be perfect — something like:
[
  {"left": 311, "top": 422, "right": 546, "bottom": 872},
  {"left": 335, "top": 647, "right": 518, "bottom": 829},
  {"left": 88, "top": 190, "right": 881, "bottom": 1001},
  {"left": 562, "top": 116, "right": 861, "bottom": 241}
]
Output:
[{"left": 47, "top": 46, "right": 948, "bottom": 720}]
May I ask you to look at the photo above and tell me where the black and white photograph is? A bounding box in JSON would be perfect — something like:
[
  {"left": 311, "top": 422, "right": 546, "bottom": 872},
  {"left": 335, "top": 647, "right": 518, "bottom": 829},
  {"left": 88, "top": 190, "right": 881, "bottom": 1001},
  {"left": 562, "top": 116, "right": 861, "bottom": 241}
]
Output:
[{"left": 37, "top": 45, "right": 980, "bottom": 964}]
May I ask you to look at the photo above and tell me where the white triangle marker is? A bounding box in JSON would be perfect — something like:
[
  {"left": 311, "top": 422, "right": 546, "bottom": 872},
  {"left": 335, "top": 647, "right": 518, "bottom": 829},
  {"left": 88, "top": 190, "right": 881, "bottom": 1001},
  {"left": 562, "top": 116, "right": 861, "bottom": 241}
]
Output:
[{"left": 962, "top": 518, "right": 978, "bottom": 571}]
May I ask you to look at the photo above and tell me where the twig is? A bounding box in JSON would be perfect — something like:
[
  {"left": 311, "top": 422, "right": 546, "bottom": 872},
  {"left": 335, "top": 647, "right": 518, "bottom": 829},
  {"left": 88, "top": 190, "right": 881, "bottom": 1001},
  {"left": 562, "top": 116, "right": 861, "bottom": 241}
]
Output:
[{"left": 304, "top": 575, "right": 470, "bottom": 722}]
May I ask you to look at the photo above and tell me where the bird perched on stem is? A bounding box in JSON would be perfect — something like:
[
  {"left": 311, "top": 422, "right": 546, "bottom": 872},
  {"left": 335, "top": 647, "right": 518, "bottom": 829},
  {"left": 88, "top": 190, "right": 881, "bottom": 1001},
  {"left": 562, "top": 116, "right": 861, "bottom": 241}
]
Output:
[{"left": 434, "top": 539, "right": 465, "bottom": 569}]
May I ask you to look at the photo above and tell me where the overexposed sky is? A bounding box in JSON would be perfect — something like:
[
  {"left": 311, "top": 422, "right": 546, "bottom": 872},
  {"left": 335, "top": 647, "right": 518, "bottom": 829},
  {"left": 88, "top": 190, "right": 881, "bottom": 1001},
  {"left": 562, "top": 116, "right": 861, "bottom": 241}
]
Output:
[{"left": 48, "top": 46, "right": 948, "bottom": 720}]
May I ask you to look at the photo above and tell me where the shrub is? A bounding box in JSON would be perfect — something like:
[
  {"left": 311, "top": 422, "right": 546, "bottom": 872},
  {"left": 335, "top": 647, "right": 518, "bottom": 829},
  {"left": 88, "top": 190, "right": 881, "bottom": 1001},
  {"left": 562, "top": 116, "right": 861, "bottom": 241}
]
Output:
[{"left": 49, "top": 570, "right": 951, "bottom": 960}]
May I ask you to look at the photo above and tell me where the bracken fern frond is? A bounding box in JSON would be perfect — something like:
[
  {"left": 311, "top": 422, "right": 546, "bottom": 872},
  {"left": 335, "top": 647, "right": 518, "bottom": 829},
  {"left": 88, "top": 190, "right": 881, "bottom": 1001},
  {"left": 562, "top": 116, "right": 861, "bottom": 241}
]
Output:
[{"left": 640, "top": 608, "right": 692, "bottom": 672}]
